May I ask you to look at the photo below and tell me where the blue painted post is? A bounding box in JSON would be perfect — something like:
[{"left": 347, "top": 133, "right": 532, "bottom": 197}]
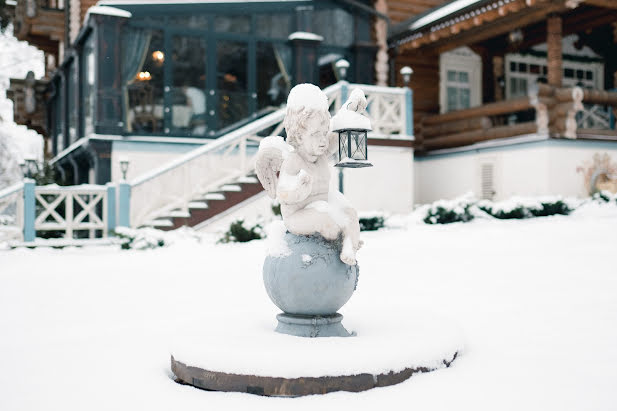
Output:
[
  {"left": 338, "top": 82, "right": 348, "bottom": 194},
  {"left": 23, "top": 179, "right": 35, "bottom": 242},
  {"left": 405, "top": 87, "right": 414, "bottom": 137},
  {"left": 106, "top": 183, "right": 116, "bottom": 234},
  {"left": 118, "top": 182, "right": 130, "bottom": 227}
]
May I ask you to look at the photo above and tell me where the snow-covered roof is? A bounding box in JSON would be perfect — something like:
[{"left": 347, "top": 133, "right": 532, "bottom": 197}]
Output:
[
  {"left": 86, "top": 6, "right": 132, "bottom": 19},
  {"left": 390, "top": 0, "right": 489, "bottom": 40},
  {"left": 288, "top": 32, "right": 324, "bottom": 42},
  {"left": 407, "top": 0, "right": 483, "bottom": 32}
]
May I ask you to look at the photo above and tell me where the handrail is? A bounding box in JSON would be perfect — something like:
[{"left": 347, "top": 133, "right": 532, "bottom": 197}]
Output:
[
  {"left": 131, "top": 82, "right": 343, "bottom": 188},
  {"left": 0, "top": 182, "right": 24, "bottom": 200}
]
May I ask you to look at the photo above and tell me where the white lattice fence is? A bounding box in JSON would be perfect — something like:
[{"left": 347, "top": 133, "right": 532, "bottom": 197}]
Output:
[
  {"left": 0, "top": 182, "right": 24, "bottom": 242},
  {"left": 576, "top": 104, "right": 612, "bottom": 130},
  {"left": 359, "top": 84, "right": 408, "bottom": 137},
  {"left": 35, "top": 185, "right": 108, "bottom": 238}
]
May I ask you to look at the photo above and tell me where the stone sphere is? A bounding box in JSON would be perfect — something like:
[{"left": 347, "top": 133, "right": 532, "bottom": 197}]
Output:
[{"left": 263, "top": 233, "right": 359, "bottom": 315}]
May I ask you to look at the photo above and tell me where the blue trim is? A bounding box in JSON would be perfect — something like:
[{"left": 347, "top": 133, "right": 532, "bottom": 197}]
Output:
[
  {"left": 113, "top": 140, "right": 202, "bottom": 153},
  {"left": 23, "top": 180, "right": 36, "bottom": 242},
  {"left": 415, "top": 137, "right": 617, "bottom": 161},
  {"left": 405, "top": 88, "right": 413, "bottom": 137},
  {"left": 118, "top": 182, "right": 131, "bottom": 227},
  {"left": 106, "top": 184, "right": 116, "bottom": 233}
]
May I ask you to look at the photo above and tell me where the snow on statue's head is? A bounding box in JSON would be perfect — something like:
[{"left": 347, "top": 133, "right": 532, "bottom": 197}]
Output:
[{"left": 283, "top": 83, "right": 331, "bottom": 149}]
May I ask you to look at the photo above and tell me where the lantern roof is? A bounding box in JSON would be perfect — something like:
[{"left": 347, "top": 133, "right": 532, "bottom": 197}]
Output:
[{"left": 331, "top": 108, "right": 372, "bottom": 132}]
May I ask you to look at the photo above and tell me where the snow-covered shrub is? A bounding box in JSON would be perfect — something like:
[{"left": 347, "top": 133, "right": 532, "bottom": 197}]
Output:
[
  {"left": 219, "top": 219, "right": 263, "bottom": 243},
  {"left": 478, "top": 197, "right": 571, "bottom": 219},
  {"left": 592, "top": 190, "right": 617, "bottom": 204},
  {"left": 271, "top": 201, "right": 281, "bottom": 216},
  {"left": 423, "top": 194, "right": 475, "bottom": 225},
  {"left": 358, "top": 212, "right": 385, "bottom": 231},
  {"left": 114, "top": 227, "right": 166, "bottom": 250}
]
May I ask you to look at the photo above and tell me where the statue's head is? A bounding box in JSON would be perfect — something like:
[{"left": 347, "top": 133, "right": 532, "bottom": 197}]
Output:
[{"left": 284, "top": 84, "right": 331, "bottom": 156}]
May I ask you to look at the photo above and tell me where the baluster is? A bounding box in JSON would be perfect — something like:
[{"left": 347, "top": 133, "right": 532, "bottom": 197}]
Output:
[{"left": 66, "top": 192, "right": 73, "bottom": 239}]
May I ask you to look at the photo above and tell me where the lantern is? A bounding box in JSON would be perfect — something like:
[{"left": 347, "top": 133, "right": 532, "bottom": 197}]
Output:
[{"left": 331, "top": 103, "right": 373, "bottom": 168}]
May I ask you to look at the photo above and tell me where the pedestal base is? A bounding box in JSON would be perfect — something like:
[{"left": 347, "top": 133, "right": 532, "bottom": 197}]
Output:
[{"left": 275, "top": 313, "right": 353, "bottom": 338}]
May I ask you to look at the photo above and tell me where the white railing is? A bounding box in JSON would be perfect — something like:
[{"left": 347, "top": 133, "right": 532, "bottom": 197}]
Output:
[
  {"left": 358, "top": 83, "right": 409, "bottom": 137},
  {"left": 128, "top": 82, "right": 411, "bottom": 227},
  {"left": 0, "top": 182, "right": 25, "bottom": 242},
  {"left": 577, "top": 104, "right": 612, "bottom": 130},
  {"left": 34, "top": 184, "right": 109, "bottom": 238}
]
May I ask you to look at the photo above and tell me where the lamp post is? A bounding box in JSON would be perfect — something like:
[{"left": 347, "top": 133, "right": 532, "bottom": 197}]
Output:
[
  {"left": 119, "top": 157, "right": 129, "bottom": 181},
  {"left": 20, "top": 158, "right": 38, "bottom": 179},
  {"left": 335, "top": 59, "right": 350, "bottom": 81},
  {"left": 400, "top": 66, "right": 413, "bottom": 87}
]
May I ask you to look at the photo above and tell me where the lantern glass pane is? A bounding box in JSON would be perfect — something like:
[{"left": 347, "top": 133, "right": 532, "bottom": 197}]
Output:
[
  {"left": 350, "top": 131, "right": 367, "bottom": 161},
  {"left": 339, "top": 131, "right": 349, "bottom": 162}
]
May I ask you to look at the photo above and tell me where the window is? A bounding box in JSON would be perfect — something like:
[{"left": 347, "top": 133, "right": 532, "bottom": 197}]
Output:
[
  {"left": 439, "top": 47, "right": 481, "bottom": 113},
  {"left": 67, "top": 60, "right": 78, "bottom": 143},
  {"left": 217, "top": 40, "right": 248, "bottom": 130},
  {"left": 446, "top": 70, "right": 471, "bottom": 112},
  {"left": 124, "top": 29, "right": 164, "bottom": 133},
  {"left": 256, "top": 42, "right": 291, "bottom": 111},
  {"left": 171, "top": 35, "right": 207, "bottom": 136},
  {"left": 82, "top": 35, "right": 95, "bottom": 136},
  {"left": 505, "top": 53, "right": 603, "bottom": 99}
]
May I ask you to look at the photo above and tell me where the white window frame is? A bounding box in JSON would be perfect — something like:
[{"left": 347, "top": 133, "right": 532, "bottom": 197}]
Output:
[
  {"left": 505, "top": 53, "right": 604, "bottom": 99},
  {"left": 439, "top": 47, "right": 482, "bottom": 113}
]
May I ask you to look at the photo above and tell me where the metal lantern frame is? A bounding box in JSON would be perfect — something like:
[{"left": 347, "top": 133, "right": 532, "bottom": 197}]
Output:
[{"left": 335, "top": 128, "right": 372, "bottom": 168}]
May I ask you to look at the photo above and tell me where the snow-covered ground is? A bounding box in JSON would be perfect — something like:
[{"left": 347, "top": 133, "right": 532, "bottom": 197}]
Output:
[{"left": 1, "top": 203, "right": 616, "bottom": 410}]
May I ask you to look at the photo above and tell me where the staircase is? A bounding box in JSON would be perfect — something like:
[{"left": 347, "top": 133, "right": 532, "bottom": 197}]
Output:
[
  {"left": 125, "top": 81, "right": 410, "bottom": 230},
  {"left": 147, "top": 175, "right": 263, "bottom": 230}
]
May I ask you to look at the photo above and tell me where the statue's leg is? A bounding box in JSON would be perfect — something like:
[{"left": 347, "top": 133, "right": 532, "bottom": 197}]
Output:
[{"left": 284, "top": 209, "right": 340, "bottom": 240}]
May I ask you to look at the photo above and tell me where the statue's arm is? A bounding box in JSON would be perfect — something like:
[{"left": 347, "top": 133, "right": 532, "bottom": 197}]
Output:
[{"left": 277, "top": 157, "right": 313, "bottom": 204}]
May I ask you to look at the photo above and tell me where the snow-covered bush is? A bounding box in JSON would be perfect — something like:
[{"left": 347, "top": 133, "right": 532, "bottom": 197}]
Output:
[
  {"left": 423, "top": 194, "right": 475, "bottom": 224},
  {"left": 219, "top": 219, "right": 263, "bottom": 243},
  {"left": 478, "top": 197, "right": 571, "bottom": 219},
  {"left": 358, "top": 212, "right": 385, "bottom": 231},
  {"left": 422, "top": 194, "right": 575, "bottom": 224},
  {"left": 592, "top": 190, "right": 617, "bottom": 204},
  {"left": 114, "top": 227, "right": 167, "bottom": 250}
]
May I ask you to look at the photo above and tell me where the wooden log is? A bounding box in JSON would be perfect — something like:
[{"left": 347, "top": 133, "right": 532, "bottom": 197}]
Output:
[
  {"left": 423, "top": 97, "right": 532, "bottom": 125},
  {"left": 554, "top": 87, "right": 584, "bottom": 102},
  {"left": 547, "top": 15, "right": 563, "bottom": 87},
  {"left": 423, "top": 116, "right": 491, "bottom": 139},
  {"left": 582, "top": 89, "right": 617, "bottom": 106},
  {"left": 424, "top": 121, "right": 537, "bottom": 150}
]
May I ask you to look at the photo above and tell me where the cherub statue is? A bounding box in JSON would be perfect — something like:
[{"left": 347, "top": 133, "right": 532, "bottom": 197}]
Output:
[{"left": 256, "top": 83, "right": 368, "bottom": 265}]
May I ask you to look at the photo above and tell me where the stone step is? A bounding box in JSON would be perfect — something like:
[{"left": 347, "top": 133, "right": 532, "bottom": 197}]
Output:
[
  {"left": 220, "top": 184, "right": 242, "bottom": 192},
  {"left": 202, "top": 193, "right": 226, "bottom": 201},
  {"left": 188, "top": 201, "right": 209, "bottom": 209},
  {"left": 166, "top": 209, "right": 191, "bottom": 218},
  {"left": 236, "top": 176, "right": 259, "bottom": 184}
]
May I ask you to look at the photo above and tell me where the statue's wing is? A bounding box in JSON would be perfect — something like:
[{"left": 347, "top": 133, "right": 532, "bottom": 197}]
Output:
[{"left": 255, "top": 136, "right": 293, "bottom": 199}]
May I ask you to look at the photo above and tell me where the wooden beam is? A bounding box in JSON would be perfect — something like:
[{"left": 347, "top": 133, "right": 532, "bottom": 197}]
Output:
[
  {"left": 423, "top": 121, "right": 537, "bottom": 150},
  {"left": 547, "top": 14, "right": 562, "bottom": 87},
  {"left": 583, "top": 0, "right": 617, "bottom": 9}
]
